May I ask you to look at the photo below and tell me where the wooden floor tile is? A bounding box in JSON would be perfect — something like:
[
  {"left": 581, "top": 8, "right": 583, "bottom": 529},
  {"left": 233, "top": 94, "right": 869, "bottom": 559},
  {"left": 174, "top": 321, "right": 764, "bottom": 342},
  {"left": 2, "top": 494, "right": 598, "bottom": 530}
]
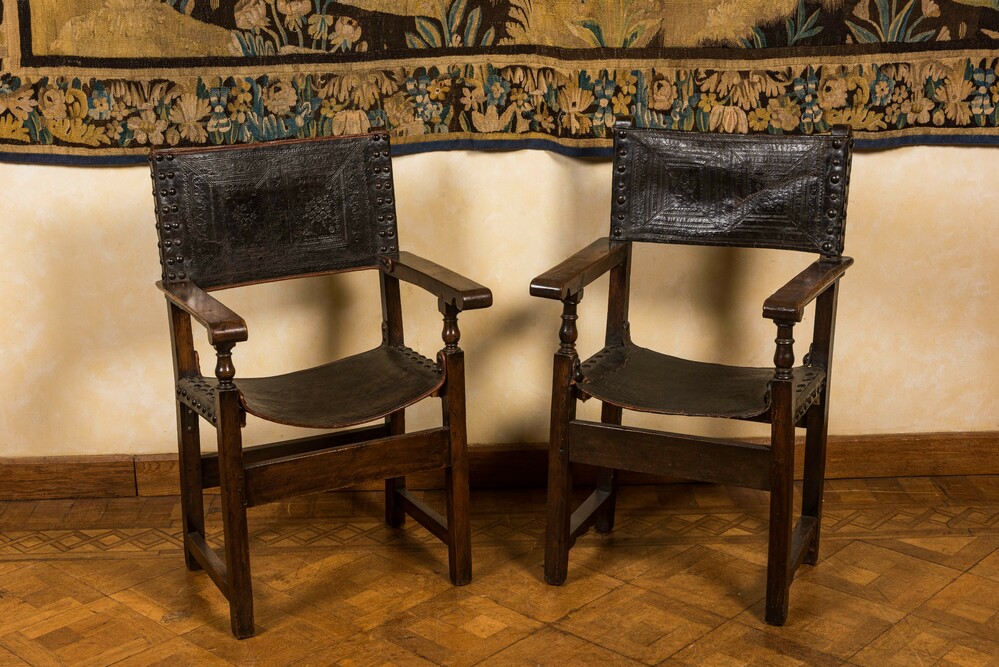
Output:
[
  {"left": 851, "top": 615, "right": 999, "bottom": 667},
  {"left": 274, "top": 551, "right": 454, "bottom": 634},
  {"left": 667, "top": 620, "right": 843, "bottom": 666},
  {"left": 109, "top": 563, "right": 259, "bottom": 635},
  {"left": 799, "top": 540, "right": 961, "bottom": 613},
  {"left": 863, "top": 536, "right": 999, "bottom": 571},
  {"left": 181, "top": 613, "right": 338, "bottom": 665},
  {"left": 555, "top": 584, "right": 726, "bottom": 664},
  {"left": 0, "top": 562, "right": 105, "bottom": 636},
  {"left": 53, "top": 557, "right": 185, "bottom": 596},
  {"left": 0, "top": 478, "right": 997, "bottom": 663},
  {"left": 0, "top": 597, "right": 175, "bottom": 667},
  {"left": 0, "top": 645, "right": 30, "bottom": 666},
  {"left": 482, "top": 626, "right": 644, "bottom": 666},
  {"left": 913, "top": 573, "right": 999, "bottom": 642},
  {"left": 109, "top": 636, "right": 232, "bottom": 666},
  {"left": 372, "top": 587, "right": 544, "bottom": 666},
  {"left": 464, "top": 550, "right": 624, "bottom": 623},
  {"left": 628, "top": 544, "right": 768, "bottom": 619},
  {"left": 737, "top": 580, "right": 906, "bottom": 659},
  {"left": 304, "top": 633, "right": 438, "bottom": 666},
  {"left": 968, "top": 544, "right": 999, "bottom": 583},
  {"left": 568, "top": 544, "right": 691, "bottom": 582}
]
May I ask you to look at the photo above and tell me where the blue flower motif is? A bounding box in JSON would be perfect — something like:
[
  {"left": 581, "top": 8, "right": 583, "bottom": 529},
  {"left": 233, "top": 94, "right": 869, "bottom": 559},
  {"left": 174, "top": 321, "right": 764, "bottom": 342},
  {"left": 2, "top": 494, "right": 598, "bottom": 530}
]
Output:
[
  {"left": 972, "top": 67, "right": 997, "bottom": 90},
  {"left": 87, "top": 86, "right": 113, "bottom": 121},
  {"left": 592, "top": 77, "right": 615, "bottom": 104},
  {"left": 870, "top": 69, "right": 895, "bottom": 107},
  {"left": 406, "top": 74, "right": 432, "bottom": 101},
  {"left": 207, "top": 86, "right": 232, "bottom": 133},
  {"left": 970, "top": 67, "right": 996, "bottom": 117},
  {"left": 791, "top": 67, "right": 823, "bottom": 128},
  {"left": 485, "top": 73, "right": 510, "bottom": 106}
]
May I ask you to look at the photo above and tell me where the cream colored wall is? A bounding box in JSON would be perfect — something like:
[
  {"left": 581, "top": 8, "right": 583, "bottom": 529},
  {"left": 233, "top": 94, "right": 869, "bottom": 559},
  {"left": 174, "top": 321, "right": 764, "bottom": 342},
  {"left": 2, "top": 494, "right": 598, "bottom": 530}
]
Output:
[{"left": 1, "top": 146, "right": 997, "bottom": 457}]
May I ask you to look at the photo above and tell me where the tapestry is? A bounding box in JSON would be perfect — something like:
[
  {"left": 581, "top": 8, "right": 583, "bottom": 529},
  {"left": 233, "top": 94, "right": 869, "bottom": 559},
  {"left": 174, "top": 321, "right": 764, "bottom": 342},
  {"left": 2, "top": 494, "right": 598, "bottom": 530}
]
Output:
[{"left": 1, "top": 0, "right": 998, "bottom": 164}]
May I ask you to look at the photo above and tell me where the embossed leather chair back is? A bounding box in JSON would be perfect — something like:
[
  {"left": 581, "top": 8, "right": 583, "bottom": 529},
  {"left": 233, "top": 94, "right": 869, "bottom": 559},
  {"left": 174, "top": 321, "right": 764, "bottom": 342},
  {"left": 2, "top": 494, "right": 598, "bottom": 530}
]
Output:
[
  {"left": 150, "top": 132, "right": 492, "bottom": 639},
  {"left": 611, "top": 126, "right": 852, "bottom": 257},
  {"left": 150, "top": 132, "right": 398, "bottom": 290},
  {"left": 532, "top": 124, "right": 856, "bottom": 628}
]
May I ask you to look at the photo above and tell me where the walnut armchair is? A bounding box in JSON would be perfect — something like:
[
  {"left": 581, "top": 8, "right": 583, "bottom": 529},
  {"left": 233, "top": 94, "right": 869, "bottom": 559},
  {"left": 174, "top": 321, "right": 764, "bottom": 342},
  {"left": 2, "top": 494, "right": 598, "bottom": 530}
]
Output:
[
  {"left": 531, "top": 122, "right": 854, "bottom": 625},
  {"left": 150, "top": 132, "right": 492, "bottom": 638}
]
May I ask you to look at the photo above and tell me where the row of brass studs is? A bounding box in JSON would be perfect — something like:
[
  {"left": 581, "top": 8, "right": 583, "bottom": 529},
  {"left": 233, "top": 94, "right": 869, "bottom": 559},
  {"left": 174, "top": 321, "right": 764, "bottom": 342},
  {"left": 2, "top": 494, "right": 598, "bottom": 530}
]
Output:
[
  {"left": 396, "top": 344, "right": 442, "bottom": 374},
  {"left": 150, "top": 153, "right": 188, "bottom": 282},
  {"left": 176, "top": 377, "right": 218, "bottom": 425},
  {"left": 611, "top": 129, "right": 630, "bottom": 238},
  {"left": 369, "top": 134, "right": 399, "bottom": 254},
  {"left": 821, "top": 135, "right": 850, "bottom": 256},
  {"left": 794, "top": 373, "right": 825, "bottom": 422}
]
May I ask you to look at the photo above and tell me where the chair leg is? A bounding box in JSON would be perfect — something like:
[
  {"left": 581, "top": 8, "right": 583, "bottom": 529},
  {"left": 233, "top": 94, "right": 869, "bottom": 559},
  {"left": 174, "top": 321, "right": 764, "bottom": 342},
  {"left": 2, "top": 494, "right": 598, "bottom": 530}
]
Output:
[
  {"left": 765, "top": 401, "right": 796, "bottom": 627},
  {"left": 442, "top": 351, "right": 472, "bottom": 586},
  {"left": 544, "top": 353, "right": 576, "bottom": 585},
  {"left": 593, "top": 403, "right": 621, "bottom": 534},
  {"left": 801, "top": 401, "right": 829, "bottom": 565},
  {"left": 216, "top": 390, "right": 254, "bottom": 639},
  {"left": 176, "top": 403, "right": 204, "bottom": 571},
  {"left": 385, "top": 410, "right": 407, "bottom": 529}
]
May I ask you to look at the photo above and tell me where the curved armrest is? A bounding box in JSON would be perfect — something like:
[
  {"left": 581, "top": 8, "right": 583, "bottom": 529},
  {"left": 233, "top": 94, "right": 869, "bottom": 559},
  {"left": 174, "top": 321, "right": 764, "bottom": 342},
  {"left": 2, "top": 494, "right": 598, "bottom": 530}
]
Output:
[
  {"left": 530, "top": 238, "right": 628, "bottom": 300},
  {"left": 763, "top": 256, "right": 853, "bottom": 322},
  {"left": 158, "top": 281, "right": 248, "bottom": 345},
  {"left": 380, "top": 251, "right": 493, "bottom": 311}
]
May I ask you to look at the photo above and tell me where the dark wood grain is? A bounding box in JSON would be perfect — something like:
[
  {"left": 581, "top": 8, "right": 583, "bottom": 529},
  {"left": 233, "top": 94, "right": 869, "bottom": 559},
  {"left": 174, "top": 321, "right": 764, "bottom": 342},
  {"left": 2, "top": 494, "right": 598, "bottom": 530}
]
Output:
[
  {"left": 158, "top": 281, "right": 247, "bottom": 346},
  {"left": 530, "top": 238, "right": 629, "bottom": 300},
  {"left": 569, "top": 421, "right": 772, "bottom": 490},
  {"left": 762, "top": 257, "right": 853, "bottom": 322},
  {"left": 441, "top": 349, "right": 472, "bottom": 585},
  {"left": 243, "top": 429, "right": 449, "bottom": 507},
  {"left": 0, "top": 456, "right": 135, "bottom": 500},
  {"left": 382, "top": 251, "right": 492, "bottom": 310}
]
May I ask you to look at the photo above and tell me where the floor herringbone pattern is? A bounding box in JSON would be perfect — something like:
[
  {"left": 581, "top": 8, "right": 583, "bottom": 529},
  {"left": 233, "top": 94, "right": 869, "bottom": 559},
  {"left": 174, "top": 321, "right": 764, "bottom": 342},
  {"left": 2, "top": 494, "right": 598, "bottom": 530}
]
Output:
[{"left": 2, "top": 477, "right": 999, "bottom": 665}]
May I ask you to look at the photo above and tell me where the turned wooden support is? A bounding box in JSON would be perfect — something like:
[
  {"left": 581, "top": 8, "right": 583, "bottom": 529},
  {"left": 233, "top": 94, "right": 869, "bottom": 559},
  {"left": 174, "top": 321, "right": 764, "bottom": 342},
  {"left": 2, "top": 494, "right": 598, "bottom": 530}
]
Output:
[
  {"left": 214, "top": 343, "right": 236, "bottom": 390},
  {"left": 558, "top": 292, "right": 581, "bottom": 355},
  {"left": 773, "top": 321, "right": 795, "bottom": 381},
  {"left": 440, "top": 300, "right": 460, "bottom": 350}
]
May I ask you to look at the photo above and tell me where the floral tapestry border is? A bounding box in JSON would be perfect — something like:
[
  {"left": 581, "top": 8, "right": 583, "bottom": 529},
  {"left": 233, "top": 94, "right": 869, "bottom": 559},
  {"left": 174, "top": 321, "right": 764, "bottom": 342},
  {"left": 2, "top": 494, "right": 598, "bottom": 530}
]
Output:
[{"left": 2, "top": 2, "right": 998, "bottom": 165}]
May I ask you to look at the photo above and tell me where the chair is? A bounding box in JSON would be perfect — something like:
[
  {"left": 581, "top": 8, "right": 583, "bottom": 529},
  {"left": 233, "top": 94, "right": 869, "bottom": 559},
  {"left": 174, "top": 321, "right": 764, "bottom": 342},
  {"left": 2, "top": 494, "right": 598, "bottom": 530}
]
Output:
[
  {"left": 149, "top": 132, "right": 492, "bottom": 638},
  {"left": 531, "top": 121, "right": 853, "bottom": 625}
]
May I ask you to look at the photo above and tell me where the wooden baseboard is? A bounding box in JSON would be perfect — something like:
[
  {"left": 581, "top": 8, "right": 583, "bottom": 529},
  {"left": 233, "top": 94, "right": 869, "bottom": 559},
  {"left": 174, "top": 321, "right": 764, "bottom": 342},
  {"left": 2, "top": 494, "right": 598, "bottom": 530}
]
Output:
[{"left": 2, "top": 431, "right": 996, "bottom": 500}]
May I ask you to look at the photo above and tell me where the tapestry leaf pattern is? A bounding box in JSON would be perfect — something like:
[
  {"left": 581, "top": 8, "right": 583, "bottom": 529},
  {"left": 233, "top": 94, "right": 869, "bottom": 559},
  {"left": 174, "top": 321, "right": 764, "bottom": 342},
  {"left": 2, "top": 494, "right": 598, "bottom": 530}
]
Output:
[{"left": 0, "top": 0, "right": 996, "bottom": 163}]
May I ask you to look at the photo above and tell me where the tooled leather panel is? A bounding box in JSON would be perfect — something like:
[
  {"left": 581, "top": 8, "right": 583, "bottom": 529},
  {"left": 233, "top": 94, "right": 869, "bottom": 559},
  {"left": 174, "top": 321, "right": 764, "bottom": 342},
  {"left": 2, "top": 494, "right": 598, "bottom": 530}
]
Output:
[
  {"left": 610, "top": 127, "right": 852, "bottom": 257},
  {"left": 150, "top": 133, "right": 398, "bottom": 290},
  {"left": 578, "top": 342, "right": 825, "bottom": 420}
]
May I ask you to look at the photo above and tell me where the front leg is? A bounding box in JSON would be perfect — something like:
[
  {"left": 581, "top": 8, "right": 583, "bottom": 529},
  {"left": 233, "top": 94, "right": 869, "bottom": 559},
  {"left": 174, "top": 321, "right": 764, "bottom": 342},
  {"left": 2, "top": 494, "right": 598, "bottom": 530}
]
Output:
[
  {"left": 440, "top": 301, "right": 472, "bottom": 585},
  {"left": 766, "top": 320, "right": 796, "bottom": 626},
  {"left": 545, "top": 293, "right": 581, "bottom": 585}
]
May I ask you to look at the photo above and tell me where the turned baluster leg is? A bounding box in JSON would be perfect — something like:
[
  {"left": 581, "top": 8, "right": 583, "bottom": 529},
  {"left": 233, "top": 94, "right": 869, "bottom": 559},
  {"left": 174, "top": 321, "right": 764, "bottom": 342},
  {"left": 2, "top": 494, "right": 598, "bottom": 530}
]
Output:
[
  {"left": 441, "top": 302, "right": 472, "bottom": 585},
  {"left": 545, "top": 293, "right": 580, "bottom": 585},
  {"left": 214, "top": 345, "right": 254, "bottom": 638},
  {"left": 766, "top": 321, "right": 796, "bottom": 626}
]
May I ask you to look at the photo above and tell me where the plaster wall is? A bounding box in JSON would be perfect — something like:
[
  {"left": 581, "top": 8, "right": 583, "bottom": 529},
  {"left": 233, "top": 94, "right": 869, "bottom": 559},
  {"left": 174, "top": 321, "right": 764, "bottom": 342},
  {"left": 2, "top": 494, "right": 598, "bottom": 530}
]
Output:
[{"left": 1, "top": 145, "right": 997, "bottom": 457}]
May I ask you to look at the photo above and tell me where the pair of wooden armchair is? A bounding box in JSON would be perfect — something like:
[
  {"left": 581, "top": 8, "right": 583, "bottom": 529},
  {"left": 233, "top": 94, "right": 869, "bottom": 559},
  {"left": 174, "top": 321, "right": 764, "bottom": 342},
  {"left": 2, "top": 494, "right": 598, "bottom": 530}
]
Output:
[{"left": 150, "top": 125, "right": 853, "bottom": 637}]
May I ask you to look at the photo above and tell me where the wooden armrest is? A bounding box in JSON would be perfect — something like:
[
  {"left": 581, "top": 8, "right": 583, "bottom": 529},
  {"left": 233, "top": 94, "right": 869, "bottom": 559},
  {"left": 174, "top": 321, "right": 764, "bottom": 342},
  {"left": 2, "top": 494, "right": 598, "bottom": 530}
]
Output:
[
  {"left": 380, "top": 251, "right": 493, "bottom": 311},
  {"left": 763, "top": 257, "right": 853, "bottom": 322},
  {"left": 158, "top": 281, "right": 248, "bottom": 345},
  {"left": 530, "top": 238, "right": 628, "bottom": 300}
]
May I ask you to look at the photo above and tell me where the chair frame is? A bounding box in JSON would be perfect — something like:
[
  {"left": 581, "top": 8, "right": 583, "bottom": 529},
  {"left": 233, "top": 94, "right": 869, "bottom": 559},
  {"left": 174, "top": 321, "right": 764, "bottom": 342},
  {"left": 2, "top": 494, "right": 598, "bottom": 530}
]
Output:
[
  {"left": 531, "top": 123, "right": 853, "bottom": 625},
  {"left": 153, "top": 134, "right": 491, "bottom": 638}
]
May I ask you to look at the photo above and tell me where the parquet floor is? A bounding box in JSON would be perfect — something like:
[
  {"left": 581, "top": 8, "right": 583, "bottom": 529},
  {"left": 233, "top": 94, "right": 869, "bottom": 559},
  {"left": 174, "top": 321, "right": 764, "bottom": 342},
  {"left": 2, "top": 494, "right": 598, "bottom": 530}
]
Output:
[{"left": 2, "top": 476, "right": 999, "bottom": 665}]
